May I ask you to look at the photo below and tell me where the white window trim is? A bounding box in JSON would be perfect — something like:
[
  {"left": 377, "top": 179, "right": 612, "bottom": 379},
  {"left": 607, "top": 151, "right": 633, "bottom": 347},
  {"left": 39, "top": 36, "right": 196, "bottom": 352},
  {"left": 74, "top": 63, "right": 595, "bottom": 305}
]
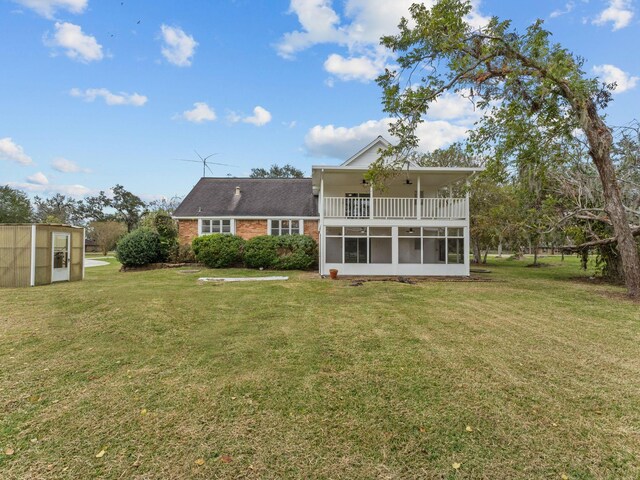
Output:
[
  {"left": 198, "top": 218, "right": 236, "bottom": 236},
  {"left": 268, "top": 219, "right": 304, "bottom": 236}
]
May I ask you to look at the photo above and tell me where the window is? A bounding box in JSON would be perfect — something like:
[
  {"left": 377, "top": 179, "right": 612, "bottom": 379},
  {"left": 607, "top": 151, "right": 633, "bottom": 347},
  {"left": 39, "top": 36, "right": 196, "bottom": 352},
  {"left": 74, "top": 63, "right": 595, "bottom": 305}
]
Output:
[
  {"left": 369, "top": 227, "right": 392, "bottom": 264},
  {"left": 200, "top": 219, "right": 232, "bottom": 235},
  {"left": 324, "top": 226, "right": 391, "bottom": 264},
  {"left": 399, "top": 226, "right": 464, "bottom": 264},
  {"left": 325, "top": 226, "right": 343, "bottom": 263},
  {"left": 447, "top": 227, "right": 464, "bottom": 264},
  {"left": 423, "top": 227, "right": 446, "bottom": 264},
  {"left": 345, "top": 237, "right": 368, "bottom": 263},
  {"left": 398, "top": 227, "right": 421, "bottom": 264},
  {"left": 270, "top": 219, "right": 302, "bottom": 235}
]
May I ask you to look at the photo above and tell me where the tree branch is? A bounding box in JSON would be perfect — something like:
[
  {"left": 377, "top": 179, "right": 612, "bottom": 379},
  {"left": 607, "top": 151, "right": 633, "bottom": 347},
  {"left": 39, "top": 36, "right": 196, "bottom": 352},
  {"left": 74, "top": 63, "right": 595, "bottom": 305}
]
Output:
[{"left": 561, "top": 226, "right": 640, "bottom": 251}]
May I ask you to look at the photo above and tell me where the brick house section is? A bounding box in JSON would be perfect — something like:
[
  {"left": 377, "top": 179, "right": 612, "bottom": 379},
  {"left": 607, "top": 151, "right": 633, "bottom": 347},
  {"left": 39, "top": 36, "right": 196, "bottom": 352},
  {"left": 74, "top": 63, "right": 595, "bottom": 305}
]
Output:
[
  {"left": 178, "top": 218, "right": 320, "bottom": 245},
  {"left": 178, "top": 219, "right": 198, "bottom": 245},
  {"left": 235, "top": 220, "right": 268, "bottom": 240},
  {"left": 304, "top": 220, "right": 319, "bottom": 243}
]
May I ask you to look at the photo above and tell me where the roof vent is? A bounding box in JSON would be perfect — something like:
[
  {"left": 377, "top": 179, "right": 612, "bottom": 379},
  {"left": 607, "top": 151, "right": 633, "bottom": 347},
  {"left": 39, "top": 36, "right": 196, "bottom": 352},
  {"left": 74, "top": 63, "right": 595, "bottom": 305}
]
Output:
[{"left": 235, "top": 186, "right": 241, "bottom": 196}]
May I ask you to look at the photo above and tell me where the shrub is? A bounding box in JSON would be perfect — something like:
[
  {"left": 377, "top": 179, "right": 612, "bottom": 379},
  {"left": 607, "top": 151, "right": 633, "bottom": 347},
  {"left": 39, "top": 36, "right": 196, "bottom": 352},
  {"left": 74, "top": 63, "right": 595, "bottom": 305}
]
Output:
[
  {"left": 140, "top": 211, "right": 179, "bottom": 262},
  {"left": 244, "top": 235, "right": 318, "bottom": 270},
  {"left": 116, "top": 228, "right": 162, "bottom": 267},
  {"left": 170, "top": 243, "right": 196, "bottom": 263},
  {"left": 243, "top": 235, "right": 279, "bottom": 268},
  {"left": 192, "top": 234, "right": 244, "bottom": 268}
]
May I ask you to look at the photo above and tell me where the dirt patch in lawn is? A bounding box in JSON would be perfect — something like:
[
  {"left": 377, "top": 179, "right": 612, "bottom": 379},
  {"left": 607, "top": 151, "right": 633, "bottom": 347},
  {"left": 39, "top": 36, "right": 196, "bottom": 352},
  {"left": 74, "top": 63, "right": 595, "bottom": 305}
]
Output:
[
  {"left": 120, "top": 263, "right": 203, "bottom": 272},
  {"left": 333, "top": 275, "right": 494, "bottom": 286}
]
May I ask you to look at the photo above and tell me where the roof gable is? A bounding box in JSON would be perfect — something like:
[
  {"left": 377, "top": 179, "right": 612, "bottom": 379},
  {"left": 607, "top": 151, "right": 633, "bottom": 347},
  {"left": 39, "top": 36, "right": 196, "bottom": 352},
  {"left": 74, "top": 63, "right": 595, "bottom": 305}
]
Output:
[{"left": 340, "top": 136, "right": 392, "bottom": 167}]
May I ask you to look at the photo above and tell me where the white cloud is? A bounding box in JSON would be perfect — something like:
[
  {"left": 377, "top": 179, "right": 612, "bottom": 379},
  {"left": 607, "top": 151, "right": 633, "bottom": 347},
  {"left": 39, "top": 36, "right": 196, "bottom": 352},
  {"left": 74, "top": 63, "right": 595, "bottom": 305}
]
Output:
[
  {"left": 323, "top": 53, "right": 383, "bottom": 82},
  {"left": 160, "top": 25, "right": 197, "bottom": 67},
  {"left": 44, "top": 22, "right": 103, "bottom": 62},
  {"left": 229, "top": 106, "right": 272, "bottom": 126},
  {"left": 51, "top": 157, "right": 91, "bottom": 173},
  {"left": 70, "top": 88, "right": 147, "bottom": 106},
  {"left": 593, "top": 0, "right": 634, "bottom": 30},
  {"left": 464, "top": 0, "right": 491, "bottom": 29},
  {"left": 177, "top": 102, "right": 217, "bottom": 123},
  {"left": 550, "top": 1, "right": 575, "bottom": 18},
  {"left": 276, "top": 0, "right": 346, "bottom": 59},
  {"left": 9, "top": 182, "right": 92, "bottom": 197},
  {"left": 0, "top": 137, "right": 33, "bottom": 165},
  {"left": 593, "top": 64, "right": 639, "bottom": 93},
  {"left": 304, "top": 118, "right": 469, "bottom": 158},
  {"left": 12, "top": 0, "right": 87, "bottom": 18},
  {"left": 424, "top": 90, "right": 482, "bottom": 121},
  {"left": 278, "top": 0, "right": 488, "bottom": 83},
  {"left": 26, "top": 171, "right": 49, "bottom": 185},
  {"left": 245, "top": 106, "right": 272, "bottom": 126}
]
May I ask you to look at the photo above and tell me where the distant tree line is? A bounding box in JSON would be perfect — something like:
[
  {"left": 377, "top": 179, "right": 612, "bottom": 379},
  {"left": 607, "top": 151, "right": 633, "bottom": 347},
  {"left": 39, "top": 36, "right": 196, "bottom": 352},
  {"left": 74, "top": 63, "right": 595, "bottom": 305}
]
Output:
[
  {"left": 250, "top": 164, "right": 305, "bottom": 178},
  {"left": 0, "top": 184, "right": 183, "bottom": 227},
  {"left": 0, "top": 183, "right": 183, "bottom": 255}
]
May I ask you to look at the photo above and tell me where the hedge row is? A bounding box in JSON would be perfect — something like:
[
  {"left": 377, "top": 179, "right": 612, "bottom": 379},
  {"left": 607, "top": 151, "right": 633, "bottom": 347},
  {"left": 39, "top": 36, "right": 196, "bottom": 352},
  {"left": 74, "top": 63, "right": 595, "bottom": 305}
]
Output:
[{"left": 192, "top": 234, "right": 317, "bottom": 270}]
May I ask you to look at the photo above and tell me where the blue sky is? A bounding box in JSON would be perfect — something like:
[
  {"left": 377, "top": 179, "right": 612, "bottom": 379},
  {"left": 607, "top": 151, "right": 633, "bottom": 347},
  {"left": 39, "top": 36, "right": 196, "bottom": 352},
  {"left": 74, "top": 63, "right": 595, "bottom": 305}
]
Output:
[{"left": 1, "top": 0, "right": 638, "bottom": 201}]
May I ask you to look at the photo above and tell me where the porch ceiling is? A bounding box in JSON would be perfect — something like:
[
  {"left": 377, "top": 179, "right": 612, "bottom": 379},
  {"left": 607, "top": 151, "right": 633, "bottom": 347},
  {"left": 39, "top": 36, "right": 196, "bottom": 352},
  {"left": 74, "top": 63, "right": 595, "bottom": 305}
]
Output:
[{"left": 311, "top": 167, "right": 481, "bottom": 188}]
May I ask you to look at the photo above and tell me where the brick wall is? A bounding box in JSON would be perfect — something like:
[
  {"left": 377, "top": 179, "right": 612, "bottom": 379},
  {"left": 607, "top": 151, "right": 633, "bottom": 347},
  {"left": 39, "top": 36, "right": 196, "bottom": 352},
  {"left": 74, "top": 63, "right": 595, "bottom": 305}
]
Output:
[
  {"left": 304, "top": 220, "right": 319, "bottom": 243},
  {"left": 235, "top": 220, "right": 268, "bottom": 239},
  {"left": 179, "top": 218, "right": 320, "bottom": 244},
  {"left": 177, "top": 219, "right": 198, "bottom": 245}
]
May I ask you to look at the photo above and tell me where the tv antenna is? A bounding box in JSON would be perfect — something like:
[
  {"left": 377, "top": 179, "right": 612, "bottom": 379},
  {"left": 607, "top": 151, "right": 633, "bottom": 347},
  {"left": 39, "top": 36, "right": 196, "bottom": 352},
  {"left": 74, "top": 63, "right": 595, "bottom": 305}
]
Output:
[{"left": 177, "top": 150, "right": 236, "bottom": 177}]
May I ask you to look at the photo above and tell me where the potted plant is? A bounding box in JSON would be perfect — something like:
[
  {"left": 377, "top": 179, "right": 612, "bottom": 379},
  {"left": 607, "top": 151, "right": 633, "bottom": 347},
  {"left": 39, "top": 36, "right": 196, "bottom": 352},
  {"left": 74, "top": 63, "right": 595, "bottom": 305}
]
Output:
[{"left": 329, "top": 268, "right": 338, "bottom": 279}]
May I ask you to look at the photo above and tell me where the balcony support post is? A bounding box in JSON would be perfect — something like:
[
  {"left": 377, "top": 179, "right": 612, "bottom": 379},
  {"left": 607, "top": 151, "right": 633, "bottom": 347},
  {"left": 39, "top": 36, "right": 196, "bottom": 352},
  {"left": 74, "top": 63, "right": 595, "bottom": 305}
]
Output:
[
  {"left": 416, "top": 175, "right": 421, "bottom": 220},
  {"left": 369, "top": 184, "right": 374, "bottom": 219}
]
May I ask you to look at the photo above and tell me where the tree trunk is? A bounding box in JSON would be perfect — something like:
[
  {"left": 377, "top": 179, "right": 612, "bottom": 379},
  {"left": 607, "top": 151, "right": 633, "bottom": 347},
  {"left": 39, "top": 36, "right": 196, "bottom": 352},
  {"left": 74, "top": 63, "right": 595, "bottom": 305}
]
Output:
[
  {"left": 497, "top": 237, "right": 503, "bottom": 257},
  {"left": 483, "top": 249, "right": 489, "bottom": 264},
  {"left": 472, "top": 239, "right": 481, "bottom": 264},
  {"left": 533, "top": 245, "right": 538, "bottom": 266},
  {"left": 581, "top": 101, "right": 640, "bottom": 297}
]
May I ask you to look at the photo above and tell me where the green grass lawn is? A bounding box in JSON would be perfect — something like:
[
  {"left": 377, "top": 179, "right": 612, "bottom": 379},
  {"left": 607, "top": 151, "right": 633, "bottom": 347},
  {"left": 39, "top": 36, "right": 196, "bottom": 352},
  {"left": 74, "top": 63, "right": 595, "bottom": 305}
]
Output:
[{"left": 1, "top": 256, "right": 639, "bottom": 479}]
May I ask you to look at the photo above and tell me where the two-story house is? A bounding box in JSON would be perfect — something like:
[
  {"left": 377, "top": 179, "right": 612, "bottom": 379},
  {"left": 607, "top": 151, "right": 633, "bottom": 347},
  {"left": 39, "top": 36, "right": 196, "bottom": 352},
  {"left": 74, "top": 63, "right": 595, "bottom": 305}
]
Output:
[{"left": 173, "top": 136, "right": 481, "bottom": 276}]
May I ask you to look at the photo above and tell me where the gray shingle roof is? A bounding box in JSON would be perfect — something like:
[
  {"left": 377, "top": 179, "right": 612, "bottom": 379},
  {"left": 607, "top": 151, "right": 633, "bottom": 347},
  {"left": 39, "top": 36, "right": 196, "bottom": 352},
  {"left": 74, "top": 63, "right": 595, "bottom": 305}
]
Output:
[{"left": 173, "top": 178, "right": 318, "bottom": 217}]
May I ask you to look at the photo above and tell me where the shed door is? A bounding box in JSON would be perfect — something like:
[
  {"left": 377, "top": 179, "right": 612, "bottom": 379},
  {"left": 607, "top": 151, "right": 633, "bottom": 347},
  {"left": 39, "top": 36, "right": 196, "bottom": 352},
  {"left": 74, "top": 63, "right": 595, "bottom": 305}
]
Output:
[{"left": 52, "top": 233, "right": 70, "bottom": 282}]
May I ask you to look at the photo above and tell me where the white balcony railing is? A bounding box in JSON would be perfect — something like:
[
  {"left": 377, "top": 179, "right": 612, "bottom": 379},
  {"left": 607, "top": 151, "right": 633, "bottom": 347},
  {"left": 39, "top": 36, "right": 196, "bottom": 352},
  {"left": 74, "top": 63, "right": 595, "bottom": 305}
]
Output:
[{"left": 323, "top": 197, "right": 466, "bottom": 219}]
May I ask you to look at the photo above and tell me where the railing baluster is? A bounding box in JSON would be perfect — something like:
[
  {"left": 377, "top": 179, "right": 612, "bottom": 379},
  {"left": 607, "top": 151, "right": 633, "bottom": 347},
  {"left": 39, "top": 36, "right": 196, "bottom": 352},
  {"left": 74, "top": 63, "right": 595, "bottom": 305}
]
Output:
[{"left": 323, "top": 197, "right": 467, "bottom": 219}]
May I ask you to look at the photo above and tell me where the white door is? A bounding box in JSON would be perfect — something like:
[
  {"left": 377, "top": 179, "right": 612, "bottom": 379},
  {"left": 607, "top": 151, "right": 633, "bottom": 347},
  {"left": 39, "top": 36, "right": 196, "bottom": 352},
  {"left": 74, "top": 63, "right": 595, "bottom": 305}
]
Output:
[{"left": 52, "top": 233, "right": 70, "bottom": 282}]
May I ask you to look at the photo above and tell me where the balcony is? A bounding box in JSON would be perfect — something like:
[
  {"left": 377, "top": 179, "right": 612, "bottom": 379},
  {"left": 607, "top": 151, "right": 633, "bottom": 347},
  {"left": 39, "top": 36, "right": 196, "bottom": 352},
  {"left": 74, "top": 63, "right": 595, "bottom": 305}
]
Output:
[{"left": 323, "top": 197, "right": 467, "bottom": 220}]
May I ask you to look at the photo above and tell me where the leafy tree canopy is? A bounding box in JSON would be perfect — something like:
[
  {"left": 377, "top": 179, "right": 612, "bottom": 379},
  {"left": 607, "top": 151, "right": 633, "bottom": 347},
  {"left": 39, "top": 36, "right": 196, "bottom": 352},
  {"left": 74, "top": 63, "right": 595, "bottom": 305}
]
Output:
[
  {"left": 33, "top": 194, "right": 84, "bottom": 225},
  {"left": 250, "top": 164, "right": 305, "bottom": 178},
  {"left": 0, "top": 185, "right": 32, "bottom": 223},
  {"left": 373, "top": 0, "right": 640, "bottom": 296}
]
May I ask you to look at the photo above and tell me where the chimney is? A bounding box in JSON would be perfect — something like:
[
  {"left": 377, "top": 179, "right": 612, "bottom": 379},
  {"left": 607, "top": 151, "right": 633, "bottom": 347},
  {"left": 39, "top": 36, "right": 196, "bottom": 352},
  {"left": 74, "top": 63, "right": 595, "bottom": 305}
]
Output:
[{"left": 235, "top": 186, "right": 241, "bottom": 196}]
